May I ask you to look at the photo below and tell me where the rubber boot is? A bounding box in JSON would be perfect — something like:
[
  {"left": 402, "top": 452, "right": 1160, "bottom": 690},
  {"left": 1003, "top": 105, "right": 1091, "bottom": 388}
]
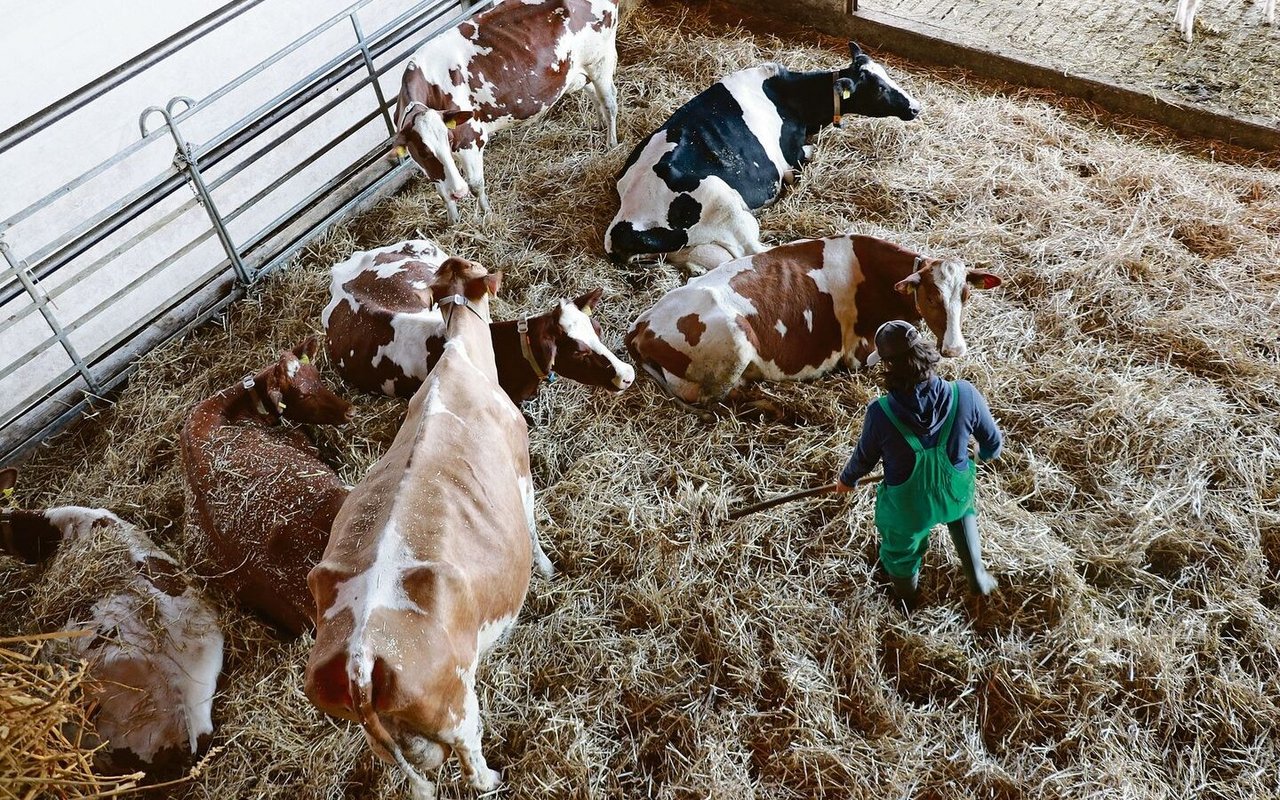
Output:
[
  {"left": 885, "top": 567, "right": 920, "bottom": 609},
  {"left": 948, "top": 515, "right": 997, "bottom": 596}
]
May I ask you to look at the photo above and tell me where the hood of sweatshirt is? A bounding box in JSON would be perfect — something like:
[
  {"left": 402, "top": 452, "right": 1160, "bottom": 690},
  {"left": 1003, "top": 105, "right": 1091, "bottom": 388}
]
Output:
[{"left": 886, "top": 376, "right": 951, "bottom": 439}]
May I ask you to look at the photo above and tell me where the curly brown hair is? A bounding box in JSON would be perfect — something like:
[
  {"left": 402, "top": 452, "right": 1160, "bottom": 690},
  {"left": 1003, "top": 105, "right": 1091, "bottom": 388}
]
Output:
[{"left": 882, "top": 337, "right": 940, "bottom": 393}]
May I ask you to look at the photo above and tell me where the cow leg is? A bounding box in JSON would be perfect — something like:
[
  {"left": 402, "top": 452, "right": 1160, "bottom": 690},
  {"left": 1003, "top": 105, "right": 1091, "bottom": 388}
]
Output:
[
  {"left": 587, "top": 55, "right": 619, "bottom": 147},
  {"left": 454, "top": 147, "right": 490, "bottom": 215},
  {"left": 519, "top": 476, "right": 554, "bottom": 578},
  {"left": 638, "top": 363, "right": 716, "bottom": 421},
  {"left": 364, "top": 725, "right": 439, "bottom": 800},
  {"left": 434, "top": 184, "right": 461, "bottom": 226},
  {"left": 447, "top": 678, "right": 500, "bottom": 792}
]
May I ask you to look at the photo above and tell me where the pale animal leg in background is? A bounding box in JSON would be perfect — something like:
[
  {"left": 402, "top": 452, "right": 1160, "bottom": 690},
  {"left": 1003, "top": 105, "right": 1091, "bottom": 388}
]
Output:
[
  {"left": 455, "top": 147, "right": 490, "bottom": 215},
  {"left": 588, "top": 55, "right": 620, "bottom": 147}
]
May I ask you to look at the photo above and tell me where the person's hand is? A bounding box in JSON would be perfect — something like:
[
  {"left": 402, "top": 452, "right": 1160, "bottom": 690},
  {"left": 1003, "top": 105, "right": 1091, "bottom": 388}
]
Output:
[{"left": 833, "top": 480, "right": 855, "bottom": 493}]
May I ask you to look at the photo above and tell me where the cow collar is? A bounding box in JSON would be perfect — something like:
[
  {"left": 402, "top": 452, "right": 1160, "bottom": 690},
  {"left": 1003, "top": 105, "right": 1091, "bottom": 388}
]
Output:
[
  {"left": 438, "top": 294, "right": 487, "bottom": 325},
  {"left": 517, "top": 317, "right": 556, "bottom": 383}
]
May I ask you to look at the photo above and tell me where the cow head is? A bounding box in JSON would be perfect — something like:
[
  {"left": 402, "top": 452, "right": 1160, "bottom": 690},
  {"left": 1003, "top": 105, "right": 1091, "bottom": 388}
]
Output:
[
  {"left": 254, "top": 339, "right": 355, "bottom": 425},
  {"left": 0, "top": 469, "right": 64, "bottom": 564},
  {"left": 427, "top": 257, "right": 501, "bottom": 322},
  {"left": 894, "top": 259, "right": 1000, "bottom": 357},
  {"left": 836, "top": 41, "right": 920, "bottom": 122},
  {"left": 546, "top": 289, "right": 636, "bottom": 392},
  {"left": 393, "top": 103, "right": 475, "bottom": 203}
]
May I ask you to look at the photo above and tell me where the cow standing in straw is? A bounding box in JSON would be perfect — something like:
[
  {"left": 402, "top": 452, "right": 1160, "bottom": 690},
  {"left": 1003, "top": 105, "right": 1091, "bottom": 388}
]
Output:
[
  {"left": 305, "top": 257, "right": 550, "bottom": 799},
  {"left": 393, "top": 0, "right": 620, "bottom": 223}
]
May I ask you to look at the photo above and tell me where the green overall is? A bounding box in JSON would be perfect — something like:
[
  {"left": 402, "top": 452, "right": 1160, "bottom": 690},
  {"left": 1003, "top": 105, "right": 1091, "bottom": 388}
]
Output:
[{"left": 874, "top": 382, "right": 976, "bottom": 578}]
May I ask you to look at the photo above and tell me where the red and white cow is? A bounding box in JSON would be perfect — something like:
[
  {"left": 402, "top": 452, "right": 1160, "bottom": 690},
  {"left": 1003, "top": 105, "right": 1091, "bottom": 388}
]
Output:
[
  {"left": 625, "top": 234, "right": 1001, "bottom": 404},
  {"left": 306, "top": 257, "right": 549, "bottom": 800},
  {"left": 394, "top": 0, "right": 620, "bottom": 223},
  {"left": 181, "top": 339, "right": 355, "bottom": 637},
  {"left": 322, "top": 240, "right": 633, "bottom": 402},
  {"left": 0, "top": 468, "right": 223, "bottom": 775}
]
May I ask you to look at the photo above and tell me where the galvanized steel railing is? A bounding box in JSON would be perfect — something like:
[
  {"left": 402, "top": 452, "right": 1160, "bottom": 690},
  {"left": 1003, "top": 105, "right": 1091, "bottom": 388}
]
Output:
[{"left": 0, "top": 0, "right": 490, "bottom": 464}]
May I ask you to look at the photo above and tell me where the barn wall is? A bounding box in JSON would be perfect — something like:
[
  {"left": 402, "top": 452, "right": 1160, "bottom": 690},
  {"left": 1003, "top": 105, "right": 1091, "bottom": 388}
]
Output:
[{"left": 0, "top": 0, "right": 476, "bottom": 463}]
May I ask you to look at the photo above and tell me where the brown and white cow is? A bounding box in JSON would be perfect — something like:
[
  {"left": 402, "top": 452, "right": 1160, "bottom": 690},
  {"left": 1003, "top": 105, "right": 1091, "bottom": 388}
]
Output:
[
  {"left": 625, "top": 234, "right": 1001, "bottom": 404},
  {"left": 0, "top": 468, "right": 223, "bottom": 775},
  {"left": 181, "top": 339, "right": 355, "bottom": 637},
  {"left": 322, "top": 240, "right": 634, "bottom": 402},
  {"left": 306, "top": 257, "right": 549, "bottom": 800},
  {"left": 393, "top": 0, "right": 619, "bottom": 223}
]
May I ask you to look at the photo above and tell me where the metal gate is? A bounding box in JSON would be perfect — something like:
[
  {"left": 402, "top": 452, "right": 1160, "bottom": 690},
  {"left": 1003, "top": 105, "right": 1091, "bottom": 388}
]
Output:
[{"left": 0, "top": 0, "right": 490, "bottom": 464}]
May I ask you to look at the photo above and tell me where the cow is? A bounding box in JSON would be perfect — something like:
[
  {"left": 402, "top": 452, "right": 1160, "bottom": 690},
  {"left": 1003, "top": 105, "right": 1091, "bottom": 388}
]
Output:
[
  {"left": 624, "top": 234, "right": 1001, "bottom": 405},
  {"left": 181, "top": 339, "right": 355, "bottom": 638},
  {"left": 606, "top": 42, "right": 920, "bottom": 273},
  {"left": 1175, "top": 0, "right": 1274, "bottom": 41},
  {"left": 322, "top": 240, "right": 634, "bottom": 403},
  {"left": 0, "top": 468, "right": 223, "bottom": 776},
  {"left": 393, "top": 0, "right": 620, "bottom": 224},
  {"left": 306, "top": 256, "right": 550, "bottom": 800}
]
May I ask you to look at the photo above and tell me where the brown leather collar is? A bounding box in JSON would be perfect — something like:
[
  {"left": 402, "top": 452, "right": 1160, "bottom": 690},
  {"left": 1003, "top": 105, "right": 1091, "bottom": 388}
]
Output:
[{"left": 517, "top": 317, "right": 555, "bottom": 382}]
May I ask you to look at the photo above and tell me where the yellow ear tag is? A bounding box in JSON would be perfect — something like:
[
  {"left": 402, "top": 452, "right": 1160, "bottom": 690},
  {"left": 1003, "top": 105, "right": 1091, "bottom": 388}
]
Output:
[
  {"left": 277, "top": 401, "right": 287, "bottom": 412},
  {"left": 2, "top": 487, "right": 13, "bottom": 501},
  {"left": 841, "top": 89, "right": 851, "bottom": 99},
  {"left": 300, "top": 354, "right": 310, "bottom": 365},
  {"left": 394, "top": 145, "right": 408, "bottom": 159},
  {"left": 583, "top": 306, "right": 593, "bottom": 317},
  {"left": 446, "top": 119, "right": 457, "bottom": 129}
]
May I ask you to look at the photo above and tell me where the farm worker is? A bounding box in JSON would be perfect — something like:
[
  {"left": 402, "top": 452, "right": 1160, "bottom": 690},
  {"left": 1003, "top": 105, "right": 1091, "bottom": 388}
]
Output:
[{"left": 835, "top": 320, "right": 1002, "bottom": 607}]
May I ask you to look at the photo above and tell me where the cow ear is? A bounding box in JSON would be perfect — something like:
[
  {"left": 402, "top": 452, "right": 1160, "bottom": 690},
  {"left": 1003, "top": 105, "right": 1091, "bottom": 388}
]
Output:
[
  {"left": 835, "top": 77, "right": 855, "bottom": 101},
  {"left": 0, "top": 467, "right": 17, "bottom": 498},
  {"left": 848, "top": 41, "right": 864, "bottom": 61},
  {"left": 443, "top": 110, "right": 474, "bottom": 130},
  {"left": 894, "top": 273, "right": 921, "bottom": 295},
  {"left": 267, "top": 386, "right": 287, "bottom": 414},
  {"left": 292, "top": 337, "right": 319, "bottom": 364},
  {"left": 423, "top": 288, "right": 437, "bottom": 310},
  {"left": 483, "top": 271, "right": 503, "bottom": 297},
  {"left": 966, "top": 270, "right": 1002, "bottom": 290},
  {"left": 573, "top": 288, "right": 604, "bottom": 314}
]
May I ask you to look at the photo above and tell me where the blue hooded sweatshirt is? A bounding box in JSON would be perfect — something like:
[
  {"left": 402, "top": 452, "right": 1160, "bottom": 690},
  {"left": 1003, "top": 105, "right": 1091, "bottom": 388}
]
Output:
[{"left": 839, "top": 376, "right": 1003, "bottom": 488}]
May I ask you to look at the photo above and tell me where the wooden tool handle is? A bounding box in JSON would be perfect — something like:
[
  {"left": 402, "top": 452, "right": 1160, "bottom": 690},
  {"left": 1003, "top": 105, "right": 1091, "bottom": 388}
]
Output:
[{"left": 727, "top": 473, "right": 881, "bottom": 520}]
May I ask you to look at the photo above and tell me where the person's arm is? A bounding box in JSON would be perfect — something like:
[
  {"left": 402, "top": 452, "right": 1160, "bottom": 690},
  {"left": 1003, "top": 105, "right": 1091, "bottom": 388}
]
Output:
[
  {"left": 836, "top": 406, "right": 882, "bottom": 491},
  {"left": 968, "top": 383, "right": 1003, "bottom": 462}
]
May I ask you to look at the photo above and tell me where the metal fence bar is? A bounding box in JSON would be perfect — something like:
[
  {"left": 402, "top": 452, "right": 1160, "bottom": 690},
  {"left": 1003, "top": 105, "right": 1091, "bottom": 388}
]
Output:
[
  {"left": 0, "top": 240, "right": 98, "bottom": 392},
  {"left": 352, "top": 12, "right": 398, "bottom": 137},
  {"left": 1, "top": 0, "right": 486, "bottom": 464},
  {"left": 0, "top": 0, "right": 383, "bottom": 235},
  {"left": 0, "top": 0, "right": 266, "bottom": 158},
  {"left": 62, "top": 229, "right": 219, "bottom": 338},
  {"left": 221, "top": 110, "right": 385, "bottom": 224},
  {"left": 253, "top": 158, "right": 412, "bottom": 280},
  {"left": 143, "top": 99, "right": 253, "bottom": 284}
]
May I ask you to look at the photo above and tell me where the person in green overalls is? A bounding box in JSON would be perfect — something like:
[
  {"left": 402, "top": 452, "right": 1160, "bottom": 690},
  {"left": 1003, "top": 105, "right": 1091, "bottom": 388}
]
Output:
[{"left": 835, "top": 320, "right": 1002, "bottom": 607}]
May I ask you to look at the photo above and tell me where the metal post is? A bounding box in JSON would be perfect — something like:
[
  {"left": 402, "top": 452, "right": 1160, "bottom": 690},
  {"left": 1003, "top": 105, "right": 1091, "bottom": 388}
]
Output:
[
  {"left": 351, "top": 13, "right": 397, "bottom": 136},
  {"left": 0, "top": 238, "right": 99, "bottom": 393},
  {"left": 140, "top": 98, "right": 254, "bottom": 285}
]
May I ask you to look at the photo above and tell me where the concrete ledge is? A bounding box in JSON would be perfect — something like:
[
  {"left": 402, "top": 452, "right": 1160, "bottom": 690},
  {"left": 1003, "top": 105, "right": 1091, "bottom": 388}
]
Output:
[{"left": 720, "top": 0, "right": 1280, "bottom": 153}]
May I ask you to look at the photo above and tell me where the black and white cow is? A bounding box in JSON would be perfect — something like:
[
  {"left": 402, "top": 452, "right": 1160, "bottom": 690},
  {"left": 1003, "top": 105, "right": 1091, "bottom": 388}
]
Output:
[{"left": 605, "top": 42, "right": 919, "bottom": 272}]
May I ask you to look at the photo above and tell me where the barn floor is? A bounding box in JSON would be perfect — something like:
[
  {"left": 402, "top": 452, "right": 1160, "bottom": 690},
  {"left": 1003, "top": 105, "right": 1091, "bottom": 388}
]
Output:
[
  {"left": 5, "top": 0, "right": 1280, "bottom": 798},
  {"left": 865, "top": 0, "right": 1280, "bottom": 124}
]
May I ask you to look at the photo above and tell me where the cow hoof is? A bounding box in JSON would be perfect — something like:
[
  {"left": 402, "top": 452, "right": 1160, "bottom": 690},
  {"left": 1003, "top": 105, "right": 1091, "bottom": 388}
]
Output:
[{"left": 470, "top": 767, "right": 501, "bottom": 791}]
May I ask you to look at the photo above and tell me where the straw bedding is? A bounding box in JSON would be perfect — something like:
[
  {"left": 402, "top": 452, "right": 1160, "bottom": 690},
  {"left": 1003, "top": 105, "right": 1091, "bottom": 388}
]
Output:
[{"left": 3, "top": 0, "right": 1279, "bottom": 797}]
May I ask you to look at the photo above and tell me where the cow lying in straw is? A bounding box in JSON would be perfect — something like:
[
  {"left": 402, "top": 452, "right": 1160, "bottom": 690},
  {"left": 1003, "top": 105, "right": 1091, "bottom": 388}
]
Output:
[
  {"left": 306, "top": 257, "right": 549, "bottom": 800},
  {"left": 0, "top": 468, "right": 223, "bottom": 775},
  {"left": 625, "top": 234, "right": 1001, "bottom": 405},
  {"left": 322, "top": 239, "right": 634, "bottom": 402},
  {"left": 606, "top": 42, "right": 920, "bottom": 272},
  {"left": 181, "top": 339, "right": 354, "bottom": 637}
]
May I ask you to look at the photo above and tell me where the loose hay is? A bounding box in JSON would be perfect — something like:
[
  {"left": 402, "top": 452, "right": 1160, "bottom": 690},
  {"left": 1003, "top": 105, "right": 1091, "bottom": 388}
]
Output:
[
  {"left": 4, "top": 0, "right": 1280, "bottom": 797},
  {"left": 0, "top": 633, "right": 143, "bottom": 798}
]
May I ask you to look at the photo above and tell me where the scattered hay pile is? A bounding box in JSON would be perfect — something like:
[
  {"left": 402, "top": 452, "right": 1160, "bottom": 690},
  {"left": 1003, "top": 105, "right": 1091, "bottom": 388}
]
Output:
[
  {"left": 0, "top": 633, "right": 143, "bottom": 798},
  {"left": 3, "top": 0, "right": 1279, "bottom": 797}
]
